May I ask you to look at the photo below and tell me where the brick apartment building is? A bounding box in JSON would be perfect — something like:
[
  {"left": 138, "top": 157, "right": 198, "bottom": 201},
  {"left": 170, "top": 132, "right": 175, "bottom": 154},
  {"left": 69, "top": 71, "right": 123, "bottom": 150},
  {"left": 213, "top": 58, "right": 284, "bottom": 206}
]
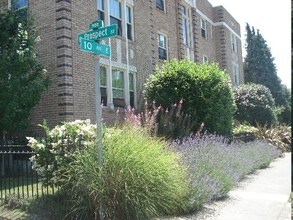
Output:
[{"left": 2, "top": 0, "right": 244, "bottom": 134}]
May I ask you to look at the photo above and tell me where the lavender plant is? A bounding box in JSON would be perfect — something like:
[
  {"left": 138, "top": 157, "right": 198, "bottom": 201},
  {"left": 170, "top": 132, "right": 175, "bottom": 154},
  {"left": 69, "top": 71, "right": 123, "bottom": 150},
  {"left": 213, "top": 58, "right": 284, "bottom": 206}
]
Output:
[{"left": 171, "top": 133, "right": 280, "bottom": 208}]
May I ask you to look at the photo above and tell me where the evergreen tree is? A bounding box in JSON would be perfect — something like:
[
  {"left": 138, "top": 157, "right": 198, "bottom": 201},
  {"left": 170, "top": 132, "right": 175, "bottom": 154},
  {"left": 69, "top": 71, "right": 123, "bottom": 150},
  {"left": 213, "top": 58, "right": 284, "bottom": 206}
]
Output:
[
  {"left": 244, "top": 24, "right": 291, "bottom": 123},
  {"left": 0, "top": 10, "right": 49, "bottom": 135}
]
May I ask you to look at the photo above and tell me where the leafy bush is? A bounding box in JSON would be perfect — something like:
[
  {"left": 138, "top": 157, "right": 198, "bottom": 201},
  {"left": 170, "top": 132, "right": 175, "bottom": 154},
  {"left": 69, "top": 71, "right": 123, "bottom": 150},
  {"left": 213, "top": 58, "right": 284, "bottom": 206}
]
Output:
[
  {"left": 27, "top": 120, "right": 97, "bottom": 186},
  {"left": 144, "top": 59, "right": 235, "bottom": 136},
  {"left": 233, "top": 124, "right": 258, "bottom": 136},
  {"left": 171, "top": 134, "right": 279, "bottom": 208},
  {"left": 233, "top": 83, "right": 277, "bottom": 126},
  {"left": 256, "top": 124, "right": 291, "bottom": 152},
  {"left": 28, "top": 120, "right": 191, "bottom": 219}
]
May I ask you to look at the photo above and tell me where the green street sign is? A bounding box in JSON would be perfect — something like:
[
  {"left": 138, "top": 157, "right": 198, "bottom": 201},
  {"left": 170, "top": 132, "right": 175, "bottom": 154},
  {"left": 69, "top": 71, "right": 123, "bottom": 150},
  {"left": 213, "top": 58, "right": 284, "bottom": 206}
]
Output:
[
  {"left": 78, "top": 24, "right": 117, "bottom": 43},
  {"left": 80, "top": 38, "right": 111, "bottom": 57},
  {"left": 89, "top": 20, "right": 103, "bottom": 30}
]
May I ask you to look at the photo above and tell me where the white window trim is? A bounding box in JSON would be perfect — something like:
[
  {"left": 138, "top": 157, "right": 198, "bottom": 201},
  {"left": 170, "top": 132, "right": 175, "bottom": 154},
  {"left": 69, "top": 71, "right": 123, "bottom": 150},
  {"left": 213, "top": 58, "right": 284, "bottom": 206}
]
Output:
[{"left": 158, "top": 32, "right": 168, "bottom": 60}]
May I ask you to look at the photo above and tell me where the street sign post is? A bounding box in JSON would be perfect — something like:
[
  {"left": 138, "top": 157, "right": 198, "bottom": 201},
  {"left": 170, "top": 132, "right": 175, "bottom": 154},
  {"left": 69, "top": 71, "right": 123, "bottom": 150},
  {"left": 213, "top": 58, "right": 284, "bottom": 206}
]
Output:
[
  {"left": 80, "top": 38, "right": 110, "bottom": 57},
  {"left": 77, "top": 21, "right": 117, "bottom": 220},
  {"left": 78, "top": 24, "right": 117, "bottom": 43}
]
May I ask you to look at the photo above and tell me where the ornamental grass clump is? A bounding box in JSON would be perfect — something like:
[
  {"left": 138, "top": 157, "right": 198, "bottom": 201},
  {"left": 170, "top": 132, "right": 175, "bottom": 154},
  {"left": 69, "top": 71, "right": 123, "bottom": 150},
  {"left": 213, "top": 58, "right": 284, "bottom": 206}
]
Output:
[
  {"left": 171, "top": 133, "right": 280, "bottom": 209},
  {"left": 28, "top": 120, "right": 191, "bottom": 219}
]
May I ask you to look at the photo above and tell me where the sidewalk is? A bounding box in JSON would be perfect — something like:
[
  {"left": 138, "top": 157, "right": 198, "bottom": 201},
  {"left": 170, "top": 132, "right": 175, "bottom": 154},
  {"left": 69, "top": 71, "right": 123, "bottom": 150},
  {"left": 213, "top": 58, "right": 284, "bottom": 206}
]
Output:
[{"left": 189, "top": 152, "right": 291, "bottom": 220}]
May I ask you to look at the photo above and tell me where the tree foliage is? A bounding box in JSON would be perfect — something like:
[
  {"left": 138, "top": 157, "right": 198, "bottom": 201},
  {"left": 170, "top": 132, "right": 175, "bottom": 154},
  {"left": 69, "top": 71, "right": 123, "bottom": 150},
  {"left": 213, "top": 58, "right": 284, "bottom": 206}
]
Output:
[
  {"left": 244, "top": 24, "right": 291, "bottom": 124},
  {"left": 233, "top": 83, "right": 277, "bottom": 126},
  {"left": 144, "top": 59, "right": 235, "bottom": 135},
  {"left": 0, "top": 10, "right": 49, "bottom": 134}
]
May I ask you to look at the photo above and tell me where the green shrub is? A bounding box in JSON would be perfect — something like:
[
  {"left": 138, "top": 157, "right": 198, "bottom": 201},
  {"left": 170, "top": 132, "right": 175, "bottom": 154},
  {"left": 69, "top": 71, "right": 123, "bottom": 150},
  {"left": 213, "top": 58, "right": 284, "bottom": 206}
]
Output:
[
  {"left": 29, "top": 121, "right": 191, "bottom": 219},
  {"left": 233, "top": 83, "right": 277, "bottom": 126},
  {"left": 144, "top": 59, "right": 235, "bottom": 136}
]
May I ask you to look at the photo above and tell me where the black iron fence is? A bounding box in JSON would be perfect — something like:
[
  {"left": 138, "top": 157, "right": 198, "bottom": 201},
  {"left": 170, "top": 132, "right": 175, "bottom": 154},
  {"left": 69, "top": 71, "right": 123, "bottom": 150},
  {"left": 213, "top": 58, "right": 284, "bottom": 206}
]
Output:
[{"left": 0, "top": 141, "right": 56, "bottom": 200}]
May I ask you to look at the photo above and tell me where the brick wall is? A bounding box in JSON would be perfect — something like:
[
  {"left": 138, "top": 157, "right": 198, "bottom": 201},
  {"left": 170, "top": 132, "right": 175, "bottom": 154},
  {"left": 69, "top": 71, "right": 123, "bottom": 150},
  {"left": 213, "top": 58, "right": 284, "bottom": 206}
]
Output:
[{"left": 1, "top": 0, "right": 245, "bottom": 135}]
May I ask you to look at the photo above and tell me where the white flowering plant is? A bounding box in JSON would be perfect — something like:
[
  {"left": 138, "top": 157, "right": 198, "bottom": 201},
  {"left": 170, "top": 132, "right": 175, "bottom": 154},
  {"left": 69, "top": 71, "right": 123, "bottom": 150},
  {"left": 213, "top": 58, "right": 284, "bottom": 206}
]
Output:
[{"left": 27, "top": 120, "right": 97, "bottom": 186}]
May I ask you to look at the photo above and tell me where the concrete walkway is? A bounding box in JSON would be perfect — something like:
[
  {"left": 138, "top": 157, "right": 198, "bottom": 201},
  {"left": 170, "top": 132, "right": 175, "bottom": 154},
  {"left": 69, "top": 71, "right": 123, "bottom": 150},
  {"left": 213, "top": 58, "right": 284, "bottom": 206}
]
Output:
[
  {"left": 178, "top": 153, "right": 291, "bottom": 220},
  {"left": 211, "top": 153, "right": 291, "bottom": 220}
]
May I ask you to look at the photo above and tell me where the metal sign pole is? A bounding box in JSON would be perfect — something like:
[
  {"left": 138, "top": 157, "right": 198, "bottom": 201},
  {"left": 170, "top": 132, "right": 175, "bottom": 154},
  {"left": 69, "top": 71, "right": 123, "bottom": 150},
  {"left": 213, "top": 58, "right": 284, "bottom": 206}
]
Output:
[{"left": 94, "top": 53, "right": 104, "bottom": 220}]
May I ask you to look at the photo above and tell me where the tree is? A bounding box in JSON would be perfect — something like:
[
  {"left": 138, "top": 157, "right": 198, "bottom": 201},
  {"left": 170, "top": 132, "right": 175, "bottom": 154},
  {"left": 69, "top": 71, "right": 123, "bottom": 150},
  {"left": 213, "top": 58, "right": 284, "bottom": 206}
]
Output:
[
  {"left": 0, "top": 10, "right": 49, "bottom": 136},
  {"left": 244, "top": 23, "right": 291, "bottom": 124}
]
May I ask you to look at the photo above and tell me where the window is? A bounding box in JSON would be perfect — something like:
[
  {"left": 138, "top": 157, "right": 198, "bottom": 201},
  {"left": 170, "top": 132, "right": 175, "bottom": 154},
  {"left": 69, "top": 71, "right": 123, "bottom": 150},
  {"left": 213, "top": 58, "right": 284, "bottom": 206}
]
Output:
[
  {"left": 100, "top": 66, "right": 107, "bottom": 106},
  {"left": 126, "top": 6, "right": 133, "bottom": 40},
  {"left": 11, "top": 0, "right": 28, "bottom": 17},
  {"left": 203, "top": 56, "right": 208, "bottom": 63},
  {"left": 11, "top": 0, "right": 27, "bottom": 10},
  {"left": 112, "top": 70, "right": 125, "bottom": 107},
  {"left": 231, "top": 34, "right": 237, "bottom": 53},
  {"left": 200, "top": 18, "right": 207, "bottom": 39},
  {"left": 179, "top": 4, "right": 191, "bottom": 46},
  {"left": 110, "top": 0, "right": 122, "bottom": 36},
  {"left": 233, "top": 65, "right": 239, "bottom": 85},
  {"left": 156, "top": 0, "right": 165, "bottom": 11},
  {"left": 129, "top": 73, "right": 135, "bottom": 107},
  {"left": 97, "top": 0, "right": 105, "bottom": 24},
  {"left": 158, "top": 33, "right": 167, "bottom": 60}
]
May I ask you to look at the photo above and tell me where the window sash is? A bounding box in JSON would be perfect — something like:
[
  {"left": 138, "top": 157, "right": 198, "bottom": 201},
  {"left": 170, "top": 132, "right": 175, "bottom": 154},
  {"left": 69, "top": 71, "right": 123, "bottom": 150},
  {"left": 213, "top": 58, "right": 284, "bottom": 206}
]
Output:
[
  {"left": 100, "top": 66, "right": 107, "bottom": 87},
  {"left": 232, "top": 35, "right": 237, "bottom": 52},
  {"left": 201, "top": 19, "right": 206, "bottom": 38},
  {"left": 158, "top": 34, "right": 167, "bottom": 60},
  {"left": 129, "top": 73, "right": 134, "bottom": 91},
  {"left": 158, "top": 34, "right": 166, "bottom": 48},
  {"left": 159, "top": 48, "right": 167, "bottom": 60},
  {"left": 98, "top": 0, "right": 104, "bottom": 10},
  {"left": 12, "top": 0, "right": 27, "bottom": 10},
  {"left": 110, "top": 17, "right": 122, "bottom": 36},
  {"left": 126, "top": 6, "right": 133, "bottom": 40},
  {"left": 110, "top": 0, "right": 121, "bottom": 19},
  {"left": 156, "top": 0, "right": 165, "bottom": 11},
  {"left": 182, "top": 18, "right": 188, "bottom": 45},
  {"left": 112, "top": 70, "right": 124, "bottom": 89}
]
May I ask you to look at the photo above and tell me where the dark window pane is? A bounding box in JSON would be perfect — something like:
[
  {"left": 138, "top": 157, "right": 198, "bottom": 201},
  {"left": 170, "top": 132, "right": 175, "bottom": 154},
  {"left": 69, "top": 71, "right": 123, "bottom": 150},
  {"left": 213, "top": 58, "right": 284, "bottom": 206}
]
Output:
[
  {"left": 98, "top": 11, "right": 104, "bottom": 23},
  {"left": 101, "top": 88, "right": 107, "bottom": 106},
  {"left": 201, "top": 28, "right": 206, "bottom": 38},
  {"left": 110, "top": 17, "right": 122, "bottom": 36},
  {"left": 156, "top": 0, "right": 165, "bottom": 11},
  {"left": 130, "top": 91, "right": 134, "bottom": 107},
  {"left": 127, "top": 24, "right": 132, "bottom": 40},
  {"left": 159, "top": 48, "right": 167, "bottom": 60}
]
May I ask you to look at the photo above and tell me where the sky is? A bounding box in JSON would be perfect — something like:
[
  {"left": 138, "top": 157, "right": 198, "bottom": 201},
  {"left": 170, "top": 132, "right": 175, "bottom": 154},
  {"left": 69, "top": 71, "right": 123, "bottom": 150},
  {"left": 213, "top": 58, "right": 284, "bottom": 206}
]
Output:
[{"left": 208, "top": 0, "right": 291, "bottom": 89}]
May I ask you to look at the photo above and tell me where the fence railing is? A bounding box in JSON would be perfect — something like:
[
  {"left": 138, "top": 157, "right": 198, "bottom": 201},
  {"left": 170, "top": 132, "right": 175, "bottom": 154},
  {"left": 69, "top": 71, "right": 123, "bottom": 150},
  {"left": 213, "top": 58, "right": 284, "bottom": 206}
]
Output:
[{"left": 0, "top": 144, "right": 56, "bottom": 200}]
